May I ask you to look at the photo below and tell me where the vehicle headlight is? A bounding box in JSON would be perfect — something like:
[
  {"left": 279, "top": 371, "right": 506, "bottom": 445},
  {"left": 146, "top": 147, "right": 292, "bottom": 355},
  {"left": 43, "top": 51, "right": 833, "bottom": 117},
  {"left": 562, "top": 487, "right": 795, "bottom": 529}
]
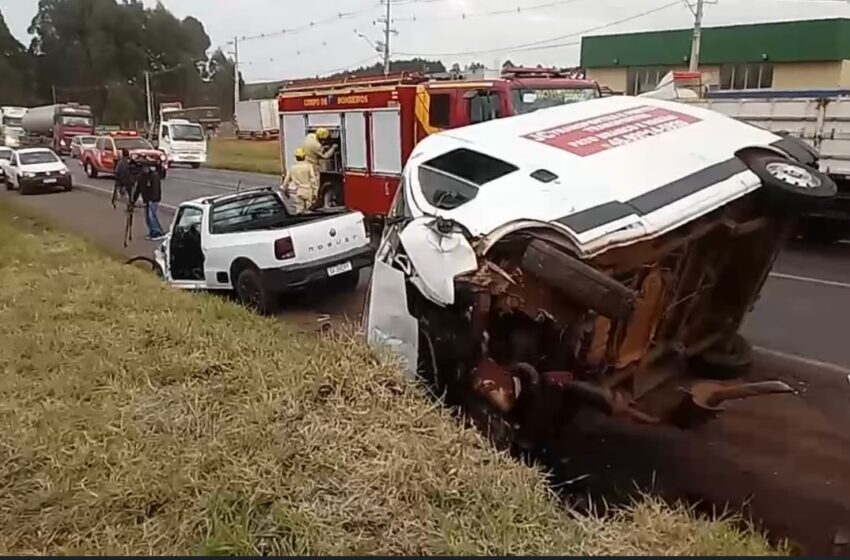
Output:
[
  {"left": 59, "top": 169, "right": 68, "bottom": 175},
  {"left": 22, "top": 172, "right": 36, "bottom": 178}
]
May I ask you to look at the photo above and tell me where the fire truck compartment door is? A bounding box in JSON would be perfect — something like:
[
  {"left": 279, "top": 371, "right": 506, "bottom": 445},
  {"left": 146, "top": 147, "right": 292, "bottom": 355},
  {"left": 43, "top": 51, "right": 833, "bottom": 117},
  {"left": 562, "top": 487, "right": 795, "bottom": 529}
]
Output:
[
  {"left": 343, "top": 111, "right": 367, "bottom": 170},
  {"left": 371, "top": 109, "right": 402, "bottom": 175},
  {"left": 282, "top": 114, "right": 306, "bottom": 170}
]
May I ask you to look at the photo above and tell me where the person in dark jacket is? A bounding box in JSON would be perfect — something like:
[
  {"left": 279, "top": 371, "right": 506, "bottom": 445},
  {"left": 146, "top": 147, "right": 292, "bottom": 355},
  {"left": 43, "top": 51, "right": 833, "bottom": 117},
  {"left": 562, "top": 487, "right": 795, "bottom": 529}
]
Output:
[
  {"left": 129, "top": 163, "right": 165, "bottom": 240},
  {"left": 112, "top": 149, "right": 134, "bottom": 207}
]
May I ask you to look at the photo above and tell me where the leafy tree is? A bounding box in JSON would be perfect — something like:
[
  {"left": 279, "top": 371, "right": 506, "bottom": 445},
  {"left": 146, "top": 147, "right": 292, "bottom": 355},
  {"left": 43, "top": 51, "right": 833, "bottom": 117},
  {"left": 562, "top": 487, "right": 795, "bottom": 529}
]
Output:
[
  {"left": 0, "top": 10, "right": 30, "bottom": 105},
  {"left": 24, "top": 0, "right": 236, "bottom": 124}
]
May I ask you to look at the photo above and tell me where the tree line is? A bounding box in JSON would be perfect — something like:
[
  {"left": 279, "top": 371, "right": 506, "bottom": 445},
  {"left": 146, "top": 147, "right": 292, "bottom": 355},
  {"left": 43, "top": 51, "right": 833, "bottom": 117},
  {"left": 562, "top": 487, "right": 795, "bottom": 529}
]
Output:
[{"left": 0, "top": 0, "right": 239, "bottom": 125}]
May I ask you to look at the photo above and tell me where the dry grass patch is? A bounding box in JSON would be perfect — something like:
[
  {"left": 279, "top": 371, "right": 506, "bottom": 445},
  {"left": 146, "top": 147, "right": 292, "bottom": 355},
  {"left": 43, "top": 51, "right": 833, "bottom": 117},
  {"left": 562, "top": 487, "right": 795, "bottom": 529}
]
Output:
[
  {"left": 207, "top": 137, "right": 281, "bottom": 175},
  {"left": 0, "top": 206, "right": 783, "bottom": 555}
]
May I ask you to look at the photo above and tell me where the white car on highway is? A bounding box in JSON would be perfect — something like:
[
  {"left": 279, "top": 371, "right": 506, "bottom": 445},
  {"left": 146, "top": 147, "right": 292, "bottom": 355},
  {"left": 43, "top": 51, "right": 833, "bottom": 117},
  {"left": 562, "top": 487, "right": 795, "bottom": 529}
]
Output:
[
  {"left": 2, "top": 147, "right": 72, "bottom": 194},
  {"left": 365, "top": 95, "right": 835, "bottom": 431},
  {"left": 151, "top": 187, "right": 372, "bottom": 314}
]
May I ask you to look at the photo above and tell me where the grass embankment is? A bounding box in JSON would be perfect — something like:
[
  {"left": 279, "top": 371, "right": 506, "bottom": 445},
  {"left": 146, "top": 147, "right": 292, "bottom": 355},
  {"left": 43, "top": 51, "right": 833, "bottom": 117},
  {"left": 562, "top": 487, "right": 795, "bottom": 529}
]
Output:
[
  {"left": 0, "top": 204, "right": 783, "bottom": 555},
  {"left": 207, "top": 137, "right": 281, "bottom": 175}
]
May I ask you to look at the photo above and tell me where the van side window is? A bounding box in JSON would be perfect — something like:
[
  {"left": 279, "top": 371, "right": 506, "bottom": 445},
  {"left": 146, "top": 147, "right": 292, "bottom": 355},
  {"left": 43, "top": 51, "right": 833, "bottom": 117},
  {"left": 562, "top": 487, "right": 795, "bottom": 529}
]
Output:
[{"left": 429, "top": 94, "right": 451, "bottom": 128}]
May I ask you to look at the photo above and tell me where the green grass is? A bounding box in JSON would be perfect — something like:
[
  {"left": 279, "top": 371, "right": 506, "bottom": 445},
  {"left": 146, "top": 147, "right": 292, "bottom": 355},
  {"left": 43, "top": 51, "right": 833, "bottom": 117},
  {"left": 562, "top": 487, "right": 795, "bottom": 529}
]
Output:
[
  {"left": 207, "top": 137, "right": 282, "bottom": 175},
  {"left": 0, "top": 203, "right": 785, "bottom": 555}
]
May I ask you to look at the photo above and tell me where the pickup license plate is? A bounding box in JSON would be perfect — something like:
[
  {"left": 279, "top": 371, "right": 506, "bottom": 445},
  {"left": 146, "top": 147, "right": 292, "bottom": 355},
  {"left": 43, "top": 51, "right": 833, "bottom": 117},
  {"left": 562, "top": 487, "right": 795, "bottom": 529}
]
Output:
[
  {"left": 327, "top": 261, "right": 353, "bottom": 277},
  {"left": 43, "top": 178, "right": 57, "bottom": 184}
]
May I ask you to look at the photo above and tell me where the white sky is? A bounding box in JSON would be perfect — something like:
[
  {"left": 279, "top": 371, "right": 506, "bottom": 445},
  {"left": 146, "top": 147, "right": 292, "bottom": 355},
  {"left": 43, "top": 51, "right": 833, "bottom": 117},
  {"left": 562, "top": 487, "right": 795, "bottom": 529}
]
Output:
[{"left": 2, "top": 0, "right": 849, "bottom": 83}]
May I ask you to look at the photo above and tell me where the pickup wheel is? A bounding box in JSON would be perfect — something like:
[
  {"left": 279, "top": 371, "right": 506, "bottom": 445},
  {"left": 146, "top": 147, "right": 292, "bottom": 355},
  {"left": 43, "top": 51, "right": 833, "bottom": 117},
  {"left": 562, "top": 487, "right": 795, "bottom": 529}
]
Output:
[
  {"left": 235, "top": 268, "right": 278, "bottom": 316},
  {"left": 85, "top": 161, "right": 98, "bottom": 179},
  {"left": 746, "top": 155, "right": 836, "bottom": 209}
]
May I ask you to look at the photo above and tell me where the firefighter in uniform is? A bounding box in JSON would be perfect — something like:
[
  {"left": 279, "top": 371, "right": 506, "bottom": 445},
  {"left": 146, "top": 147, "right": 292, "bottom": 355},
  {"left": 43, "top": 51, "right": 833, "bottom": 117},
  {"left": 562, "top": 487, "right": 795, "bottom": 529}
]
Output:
[
  {"left": 302, "top": 127, "right": 337, "bottom": 190},
  {"left": 281, "top": 147, "right": 317, "bottom": 213}
]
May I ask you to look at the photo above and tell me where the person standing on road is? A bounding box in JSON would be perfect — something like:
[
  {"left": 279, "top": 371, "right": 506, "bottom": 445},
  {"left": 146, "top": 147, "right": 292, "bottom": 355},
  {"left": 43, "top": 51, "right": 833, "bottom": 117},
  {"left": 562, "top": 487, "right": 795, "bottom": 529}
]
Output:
[
  {"left": 112, "top": 149, "right": 133, "bottom": 207},
  {"left": 130, "top": 165, "right": 165, "bottom": 240},
  {"left": 281, "top": 147, "right": 317, "bottom": 213}
]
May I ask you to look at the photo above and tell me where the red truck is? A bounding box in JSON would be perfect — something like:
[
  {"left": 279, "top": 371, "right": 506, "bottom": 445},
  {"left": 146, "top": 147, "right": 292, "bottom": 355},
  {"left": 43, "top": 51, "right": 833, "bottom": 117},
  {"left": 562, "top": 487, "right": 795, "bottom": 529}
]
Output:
[
  {"left": 22, "top": 103, "right": 95, "bottom": 155},
  {"left": 277, "top": 67, "right": 602, "bottom": 223},
  {"left": 81, "top": 131, "right": 168, "bottom": 179}
]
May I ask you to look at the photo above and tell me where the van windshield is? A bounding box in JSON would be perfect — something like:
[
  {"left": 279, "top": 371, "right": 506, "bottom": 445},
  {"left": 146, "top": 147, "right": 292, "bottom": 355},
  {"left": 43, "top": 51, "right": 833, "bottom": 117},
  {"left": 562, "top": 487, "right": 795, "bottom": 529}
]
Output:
[{"left": 171, "top": 124, "right": 205, "bottom": 142}]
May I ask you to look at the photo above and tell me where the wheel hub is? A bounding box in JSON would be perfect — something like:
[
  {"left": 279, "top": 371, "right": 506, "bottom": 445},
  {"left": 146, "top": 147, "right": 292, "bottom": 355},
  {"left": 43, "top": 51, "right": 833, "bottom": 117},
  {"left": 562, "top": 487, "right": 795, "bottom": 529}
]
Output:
[{"left": 765, "top": 161, "right": 821, "bottom": 189}]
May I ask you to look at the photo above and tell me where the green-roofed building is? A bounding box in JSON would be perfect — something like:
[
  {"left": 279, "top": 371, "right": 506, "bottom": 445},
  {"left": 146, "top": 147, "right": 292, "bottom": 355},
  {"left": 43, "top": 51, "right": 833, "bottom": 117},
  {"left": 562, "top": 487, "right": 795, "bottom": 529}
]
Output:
[{"left": 580, "top": 18, "right": 850, "bottom": 95}]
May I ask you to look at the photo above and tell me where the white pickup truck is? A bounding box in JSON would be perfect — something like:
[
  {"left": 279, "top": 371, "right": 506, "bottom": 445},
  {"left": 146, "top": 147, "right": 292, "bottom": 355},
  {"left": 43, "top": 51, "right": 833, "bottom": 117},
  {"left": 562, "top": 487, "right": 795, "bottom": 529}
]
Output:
[{"left": 153, "top": 187, "right": 373, "bottom": 314}]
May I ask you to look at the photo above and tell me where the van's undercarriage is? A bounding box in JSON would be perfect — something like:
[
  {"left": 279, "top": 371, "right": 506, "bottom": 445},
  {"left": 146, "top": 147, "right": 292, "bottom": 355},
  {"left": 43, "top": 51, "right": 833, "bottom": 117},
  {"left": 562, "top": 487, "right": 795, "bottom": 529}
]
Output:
[{"left": 407, "top": 189, "right": 798, "bottom": 443}]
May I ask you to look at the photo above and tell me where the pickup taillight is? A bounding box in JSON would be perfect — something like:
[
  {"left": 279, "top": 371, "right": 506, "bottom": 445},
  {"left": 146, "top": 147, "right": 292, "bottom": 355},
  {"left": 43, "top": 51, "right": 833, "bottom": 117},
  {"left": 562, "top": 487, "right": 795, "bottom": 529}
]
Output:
[{"left": 274, "top": 236, "right": 295, "bottom": 260}]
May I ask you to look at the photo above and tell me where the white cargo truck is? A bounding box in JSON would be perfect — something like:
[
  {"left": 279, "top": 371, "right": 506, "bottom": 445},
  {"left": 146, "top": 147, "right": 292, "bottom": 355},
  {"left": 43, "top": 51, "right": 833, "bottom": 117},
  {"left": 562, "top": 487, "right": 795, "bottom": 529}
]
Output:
[
  {"left": 235, "top": 99, "right": 279, "bottom": 139},
  {"left": 643, "top": 72, "right": 850, "bottom": 242},
  {"left": 0, "top": 106, "right": 27, "bottom": 148}
]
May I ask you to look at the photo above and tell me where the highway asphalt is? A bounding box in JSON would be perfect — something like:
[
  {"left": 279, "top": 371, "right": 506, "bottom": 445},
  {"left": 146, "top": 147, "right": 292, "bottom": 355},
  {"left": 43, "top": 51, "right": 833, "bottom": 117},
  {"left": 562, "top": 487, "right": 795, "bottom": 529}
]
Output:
[{"left": 16, "top": 160, "right": 850, "bottom": 369}]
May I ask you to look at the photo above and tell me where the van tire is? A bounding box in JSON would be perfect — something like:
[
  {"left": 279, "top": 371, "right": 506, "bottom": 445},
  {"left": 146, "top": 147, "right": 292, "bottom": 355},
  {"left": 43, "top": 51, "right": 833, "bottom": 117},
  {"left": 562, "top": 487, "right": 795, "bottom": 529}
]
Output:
[
  {"left": 746, "top": 155, "right": 836, "bottom": 208},
  {"left": 235, "top": 268, "right": 277, "bottom": 316}
]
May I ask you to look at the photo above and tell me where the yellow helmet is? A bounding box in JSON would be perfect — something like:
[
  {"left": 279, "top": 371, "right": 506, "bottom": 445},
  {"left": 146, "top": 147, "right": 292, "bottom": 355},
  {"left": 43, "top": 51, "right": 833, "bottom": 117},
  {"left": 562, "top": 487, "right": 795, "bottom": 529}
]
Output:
[
  {"left": 294, "top": 147, "right": 306, "bottom": 159},
  {"left": 315, "top": 127, "right": 330, "bottom": 140}
]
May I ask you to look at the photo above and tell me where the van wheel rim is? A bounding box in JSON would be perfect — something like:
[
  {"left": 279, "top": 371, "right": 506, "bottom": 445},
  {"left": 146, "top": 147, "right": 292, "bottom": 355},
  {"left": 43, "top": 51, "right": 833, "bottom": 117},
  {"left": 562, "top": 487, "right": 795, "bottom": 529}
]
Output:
[{"left": 766, "top": 162, "right": 820, "bottom": 189}]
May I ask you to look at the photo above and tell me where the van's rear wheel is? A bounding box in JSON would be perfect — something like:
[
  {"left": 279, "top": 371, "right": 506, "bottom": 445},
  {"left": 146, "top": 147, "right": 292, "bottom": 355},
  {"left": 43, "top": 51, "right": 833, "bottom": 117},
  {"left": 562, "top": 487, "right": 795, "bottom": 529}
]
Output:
[
  {"left": 235, "top": 268, "right": 277, "bottom": 315},
  {"left": 746, "top": 155, "right": 836, "bottom": 208}
]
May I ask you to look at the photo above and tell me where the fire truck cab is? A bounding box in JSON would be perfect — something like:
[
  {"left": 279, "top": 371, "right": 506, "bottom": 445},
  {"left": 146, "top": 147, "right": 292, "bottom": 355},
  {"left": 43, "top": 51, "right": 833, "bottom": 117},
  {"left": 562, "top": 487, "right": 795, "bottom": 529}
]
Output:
[{"left": 277, "top": 68, "right": 600, "bottom": 224}]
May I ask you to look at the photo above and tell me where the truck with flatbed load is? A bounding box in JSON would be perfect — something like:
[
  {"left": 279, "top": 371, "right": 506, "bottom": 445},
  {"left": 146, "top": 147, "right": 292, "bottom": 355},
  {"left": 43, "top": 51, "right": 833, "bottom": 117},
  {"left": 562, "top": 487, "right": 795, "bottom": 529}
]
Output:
[
  {"left": 1, "top": 106, "right": 27, "bottom": 148},
  {"left": 643, "top": 71, "right": 850, "bottom": 242},
  {"left": 22, "top": 103, "right": 95, "bottom": 155},
  {"left": 155, "top": 102, "right": 208, "bottom": 168}
]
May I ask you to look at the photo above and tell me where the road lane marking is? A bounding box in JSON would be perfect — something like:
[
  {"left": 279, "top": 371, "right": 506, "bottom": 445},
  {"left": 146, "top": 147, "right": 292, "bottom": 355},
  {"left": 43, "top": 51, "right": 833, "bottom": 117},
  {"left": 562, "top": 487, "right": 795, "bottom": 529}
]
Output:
[
  {"left": 768, "top": 272, "right": 850, "bottom": 290},
  {"left": 755, "top": 346, "right": 850, "bottom": 376},
  {"left": 73, "top": 181, "right": 178, "bottom": 211}
]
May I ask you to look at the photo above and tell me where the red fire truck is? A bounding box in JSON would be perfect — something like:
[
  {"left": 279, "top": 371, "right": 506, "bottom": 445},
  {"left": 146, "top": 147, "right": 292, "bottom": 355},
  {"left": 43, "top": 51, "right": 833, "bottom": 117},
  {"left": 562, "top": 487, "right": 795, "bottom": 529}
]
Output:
[{"left": 277, "top": 68, "right": 601, "bottom": 223}]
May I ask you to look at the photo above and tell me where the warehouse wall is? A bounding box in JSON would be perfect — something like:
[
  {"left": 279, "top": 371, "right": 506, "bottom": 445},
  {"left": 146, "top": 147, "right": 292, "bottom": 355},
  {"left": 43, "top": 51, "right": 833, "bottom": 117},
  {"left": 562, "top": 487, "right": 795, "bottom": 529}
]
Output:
[
  {"left": 773, "top": 61, "right": 843, "bottom": 89},
  {"left": 586, "top": 67, "right": 627, "bottom": 93}
]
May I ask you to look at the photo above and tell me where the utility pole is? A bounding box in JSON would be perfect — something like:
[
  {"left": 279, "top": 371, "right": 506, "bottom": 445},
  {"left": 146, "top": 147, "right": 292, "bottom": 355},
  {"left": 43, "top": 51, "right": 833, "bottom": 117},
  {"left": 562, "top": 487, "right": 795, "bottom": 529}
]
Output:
[
  {"left": 144, "top": 71, "right": 153, "bottom": 129},
  {"left": 233, "top": 36, "right": 240, "bottom": 117},
  {"left": 688, "top": 0, "right": 704, "bottom": 72},
  {"left": 51, "top": 84, "right": 57, "bottom": 104},
  {"left": 383, "top": 0, "right": 391, "bottom": 74}
]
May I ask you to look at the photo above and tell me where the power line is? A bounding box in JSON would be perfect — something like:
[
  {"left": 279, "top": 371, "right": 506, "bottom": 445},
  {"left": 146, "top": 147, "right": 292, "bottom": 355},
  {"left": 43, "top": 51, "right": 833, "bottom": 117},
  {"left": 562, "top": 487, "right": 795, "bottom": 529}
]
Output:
[
  {"left": 395, "top": 0, "right": 683, "bottom": 57},
  {"left": 232, "top": 3, "right": 379, "bottom": 43},
  {"left": 393, "top": 0, "right": 586, "bottom": 23}
]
